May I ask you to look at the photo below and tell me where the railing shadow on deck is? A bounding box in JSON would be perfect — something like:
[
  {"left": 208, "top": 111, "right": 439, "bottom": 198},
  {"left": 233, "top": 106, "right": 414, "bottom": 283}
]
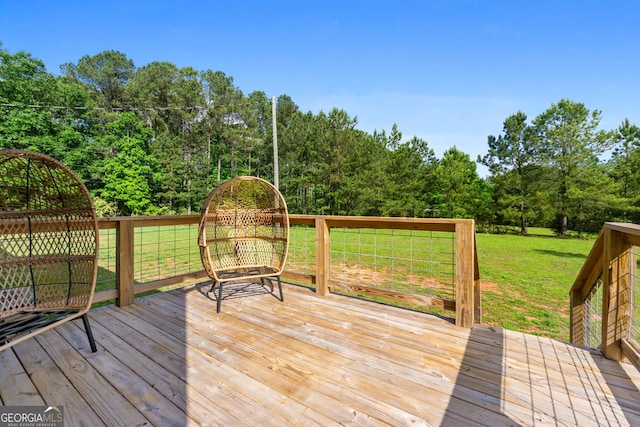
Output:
[
  {"left": 569, "top": 222, "right": 640, "bottom": 425},
  {"left": 444, "top": 325, "right": 640, "bottom": 426},
  {"left": 442, "top": 326, "right": 522, "bottom": 426},
  {"left": 589, "top": 348, "right": 640, "bottom": 425}
]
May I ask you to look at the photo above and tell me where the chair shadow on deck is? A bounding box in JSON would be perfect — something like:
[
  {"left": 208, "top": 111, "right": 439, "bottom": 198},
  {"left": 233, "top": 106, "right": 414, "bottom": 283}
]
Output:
[
  {"left": 196, "top": 278, "right": 284, "bottom": 308},
  {"left": 589, "top": 348, "right": 640, "bottom": 426},
  {"left": 442, "top": 326, "right": 640, "bottom": 426}
]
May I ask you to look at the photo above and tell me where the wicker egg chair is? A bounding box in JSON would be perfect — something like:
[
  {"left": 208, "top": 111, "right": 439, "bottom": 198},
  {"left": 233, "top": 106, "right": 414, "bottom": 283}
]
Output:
[
  {"left": 198, "top": 176, "right": 289, "bottom": 312},
  {"left": 0, "top": 150, "right": 98, "bottom": 352}
]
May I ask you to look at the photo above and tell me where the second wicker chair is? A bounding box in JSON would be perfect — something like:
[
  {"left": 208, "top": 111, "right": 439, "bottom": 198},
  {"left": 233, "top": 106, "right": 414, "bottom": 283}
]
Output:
[{"left": 197, "top": 176, "right": 289, "bottom": 312}]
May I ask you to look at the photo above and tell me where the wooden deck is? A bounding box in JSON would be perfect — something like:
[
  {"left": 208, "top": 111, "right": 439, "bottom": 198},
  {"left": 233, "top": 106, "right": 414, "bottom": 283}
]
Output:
[{"left": 1, "top": 282, "right": 639, "bottom": 426}]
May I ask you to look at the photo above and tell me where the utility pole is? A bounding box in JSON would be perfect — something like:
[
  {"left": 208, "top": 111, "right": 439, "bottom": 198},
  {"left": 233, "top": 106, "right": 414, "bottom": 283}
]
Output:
[{"left": 272, "top": 96, "right": 279, "bottom": 189}]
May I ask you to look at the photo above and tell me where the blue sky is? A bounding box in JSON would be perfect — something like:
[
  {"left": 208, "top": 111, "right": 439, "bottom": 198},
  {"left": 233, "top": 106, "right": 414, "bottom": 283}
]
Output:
[{"left": 2, "top": 1, "right": 640, "bottom": 176}]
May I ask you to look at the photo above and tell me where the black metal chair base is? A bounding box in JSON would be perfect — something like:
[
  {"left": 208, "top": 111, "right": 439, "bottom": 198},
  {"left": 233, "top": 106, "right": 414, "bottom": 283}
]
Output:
[
  {"left": 81, "top": 314, "right": 97, "bottom": 353},
  {"left": 1, "top": 311, "right": 97, "bottom": 353},
  {"left": 209, "top": 276, "right": 284, "bottom": 313}
]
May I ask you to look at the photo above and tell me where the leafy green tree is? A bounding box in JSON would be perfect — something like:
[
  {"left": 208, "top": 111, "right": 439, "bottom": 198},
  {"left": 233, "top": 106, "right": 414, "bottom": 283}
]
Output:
[
  {"left": 567, "top": 157, "right": 621, "bottom": 233},
  {"left": 243, "top": 91, "right": 272, "bottom": 179},
  {"left": 608, "top": 119, "right": 640, "bottom": 222},
  {"left": 316, "top": 108, "right": 359, "bottom": 214},
  {"left": 0, "top": 48, "right": 90, "bottom": 162},
  {"left": 278, "top": 105, "right": 362, "bottom": 215},
  {"left": 481, "top": 111, "right": 539, "bottom": 234},
  {"left": 126, "top": 62, "right": 210, "bottom": 213},
  {"left": 11, "top": 44, "right": 640, "bottom": 229},
  {"left": 98, "top": 113, "right": 157, "bottom": 215},
  {"left": 279, "top": 109, "right": 319, "bottom": 214},
  {"left": 61, "top": 50, "right": 135, "bottom": 109},
  {"left": 432, "top": 147, "right": 488, "bottom": 219},
  {"left": 382, "top": 132, "right": 437, "bottom": 217},
  {"left": 336, "top": 130, "right": 389, "bottom": 216},
  {"left": 200, "top": 70, "right": 245, "bottom": 178},
  {"left": 532, "top": 99, "right": 612, "bottom": 234},
  {"left": 383, "top": 123, "right": 403, "bottom": 151},
  {"left": 486, "top": 164, "right": 554, "bottom": 230},
  {"left": 163, "top": 66, "right": 207, "bottom": 214},
  {"left": 275, "top": 94, "right": 300, "bottom": 128},
  {"left": 127, "top": 61, "right": 182, "bottom": 131}
]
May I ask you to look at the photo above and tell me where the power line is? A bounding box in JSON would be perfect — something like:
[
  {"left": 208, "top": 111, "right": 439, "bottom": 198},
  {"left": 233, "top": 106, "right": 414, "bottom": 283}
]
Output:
[
  {"left": 0, "top": 98, "right": 275, "bottom": 112},
  {"left": 0, "top": 102, "right": 209, "bottom": 112}
]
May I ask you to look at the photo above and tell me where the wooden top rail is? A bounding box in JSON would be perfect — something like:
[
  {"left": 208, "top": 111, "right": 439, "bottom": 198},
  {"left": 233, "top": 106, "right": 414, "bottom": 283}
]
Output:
[
  {"left": 96, "top": 214, "right": 469, "bottom": 231},
  {"left": 98, "top": 215, "right": 200, "bottom": 229},
  {"left": 289, "top": 214, "right": 463, "bottom": 232},
  {"left": 605, "top": 222, "right": 640, "bottom": 246},
  {"left": 570, "top": 228, "right": 605, "bottom": 301}
]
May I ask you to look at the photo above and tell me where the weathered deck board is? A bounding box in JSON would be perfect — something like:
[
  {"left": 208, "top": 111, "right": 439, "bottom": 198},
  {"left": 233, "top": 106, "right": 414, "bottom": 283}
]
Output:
[
  {"left": 2, "top": 282, "right": 639, "bottom": 426},
  {"left": 0, "top": 346, "right": 44, "bottom": 406},
  {"left": 10, "top": 335, "right": 108, "bottom": 426}
]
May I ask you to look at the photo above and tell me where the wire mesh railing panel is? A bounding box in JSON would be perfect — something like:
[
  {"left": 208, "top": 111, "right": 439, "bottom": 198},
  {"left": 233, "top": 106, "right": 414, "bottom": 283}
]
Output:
[
  {"left": 91, "top": 216, "right": 477, "bottom": 324},
  {"left": 583, "top": 278, "right": 603, "bottom": 349},
  {"left": 285, "top": 225, "right": 316, "bottom": 279},
  {"left": 329, "top": 228, "right": 456, "bottom": 300},
  {"left": 134, "top": 224, "right": 201, "bottom": 284},
  {"left": 96, "top": 228, "right": 117, "bottom": 293}
]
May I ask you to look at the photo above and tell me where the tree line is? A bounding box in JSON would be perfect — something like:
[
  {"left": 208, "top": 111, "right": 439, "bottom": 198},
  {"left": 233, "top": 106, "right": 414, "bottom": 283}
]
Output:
[{"left": 1, "top": 45, "right": 639, "bottom": 234}]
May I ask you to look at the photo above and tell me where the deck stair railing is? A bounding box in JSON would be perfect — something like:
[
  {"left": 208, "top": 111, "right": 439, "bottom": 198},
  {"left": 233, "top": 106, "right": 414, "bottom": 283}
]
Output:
[
  {"left": 94, "top": 215, "right": 480, "bottom": 328},
  {"left": 570, "top": 222, "right": 640, "bottom": 369}
]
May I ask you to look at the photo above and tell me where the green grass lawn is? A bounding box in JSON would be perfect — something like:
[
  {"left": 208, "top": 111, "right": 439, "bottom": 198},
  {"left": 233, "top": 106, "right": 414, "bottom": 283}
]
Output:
[{"left": 476, "top": 232, "right": 594, "bottom": 342}]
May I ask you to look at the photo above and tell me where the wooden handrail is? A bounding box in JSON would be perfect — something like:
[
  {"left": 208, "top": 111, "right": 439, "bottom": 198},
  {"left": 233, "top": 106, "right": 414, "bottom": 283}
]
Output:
[
  {"left": 95, "top": 215, "right": 481, "bottom": 328},
  {"left": 570, "top": 222, "right": 640, "bottom": 368}
]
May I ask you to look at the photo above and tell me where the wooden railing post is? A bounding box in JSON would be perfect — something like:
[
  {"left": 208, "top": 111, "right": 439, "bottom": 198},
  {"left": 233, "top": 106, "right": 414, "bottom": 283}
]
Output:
[
  {"left": 315, "top": 217, "right": 330, "bottom": 296},
  {"left": 602, "top": 228, "right": 632, "bottom": 361},
  {"left": 570, "top": 287, "right": 585, "bottom": 346},
  {"left": 116, "top": 218, "right": 135, "bottom": 307},
  {"left": 456, "top": 219, "right": 476, "bottom": 328}
]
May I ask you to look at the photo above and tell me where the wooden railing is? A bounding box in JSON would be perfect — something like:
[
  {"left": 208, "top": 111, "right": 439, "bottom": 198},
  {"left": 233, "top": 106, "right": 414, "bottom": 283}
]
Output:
[
  {"left": 94, "top": 215, "right": 206, "bottom": 307},
  {"left": 570, "top": 222, "right": 640, "bottom": 368},
  {"left": 94, "top": 215, "right": 481, "bottom": 328}
]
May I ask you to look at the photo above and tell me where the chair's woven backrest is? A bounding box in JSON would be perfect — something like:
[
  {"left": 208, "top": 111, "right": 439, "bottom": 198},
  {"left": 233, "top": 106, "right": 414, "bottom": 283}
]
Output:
[
  {"left": 198, "top": 176, "right": 289, "bottom": 281},
  {"left": 0, "top": 150, "right": 98, "bottom": 319}
]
